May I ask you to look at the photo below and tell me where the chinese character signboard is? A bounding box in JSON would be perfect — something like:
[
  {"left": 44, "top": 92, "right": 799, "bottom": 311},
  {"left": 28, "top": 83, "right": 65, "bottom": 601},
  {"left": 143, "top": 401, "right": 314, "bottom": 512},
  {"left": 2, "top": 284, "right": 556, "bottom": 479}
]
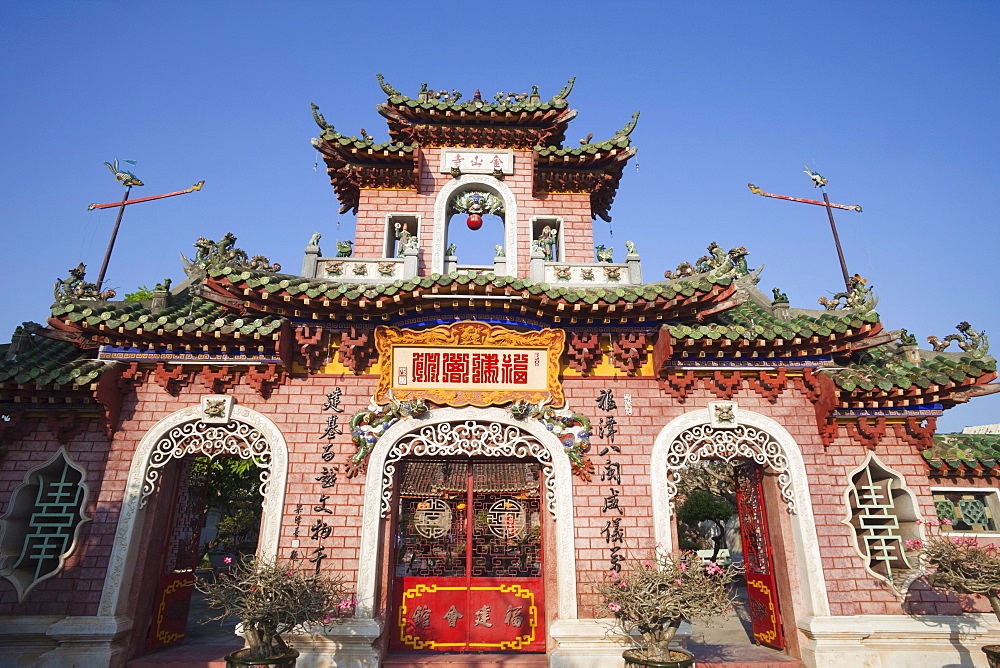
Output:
[
  {"left": 375, "top": 322, "right": 565, "bottom": 407},
  {"left": 396, "top": 582, "right": 542, "bottom": 651},
  {"left": 438, "top": 148, "right": 514, "bottom": 175}
]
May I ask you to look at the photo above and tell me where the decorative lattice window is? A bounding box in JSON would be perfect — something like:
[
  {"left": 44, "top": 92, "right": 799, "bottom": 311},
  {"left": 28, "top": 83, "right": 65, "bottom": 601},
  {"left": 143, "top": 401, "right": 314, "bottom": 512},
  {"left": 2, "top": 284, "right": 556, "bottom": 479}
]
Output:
[
  {"left": 0, "top": 449, "right": 90, "bottom": 601},
  {"left": 843, "top": 453, "right": 921, "bottom": 593},
  {"left": 933, "top": 489, "right": 998, "bottom": 532}
]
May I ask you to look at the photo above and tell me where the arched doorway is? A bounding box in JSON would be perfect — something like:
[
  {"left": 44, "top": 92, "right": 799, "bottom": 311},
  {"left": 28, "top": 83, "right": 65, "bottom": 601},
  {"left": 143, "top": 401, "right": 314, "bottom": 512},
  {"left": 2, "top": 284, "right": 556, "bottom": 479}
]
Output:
[
  {"left": 355, "top": 407, "right": 580, "bottom": 655},
  {"left": 650, "top": 404, "right": 830, "bottom": 655},
  {"left": 98, "top": 400, "right": 288, "bottom": 658}
]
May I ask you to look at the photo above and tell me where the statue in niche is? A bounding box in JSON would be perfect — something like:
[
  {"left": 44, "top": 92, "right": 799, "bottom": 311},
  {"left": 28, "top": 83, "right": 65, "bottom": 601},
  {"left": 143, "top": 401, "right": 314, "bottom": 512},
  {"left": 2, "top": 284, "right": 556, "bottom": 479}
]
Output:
[
  {"left": 395, "top": 223, "right": 415, "bottom": 258},
  {"left": 537, "top": 226, "right": 558, "bottom": 261}
]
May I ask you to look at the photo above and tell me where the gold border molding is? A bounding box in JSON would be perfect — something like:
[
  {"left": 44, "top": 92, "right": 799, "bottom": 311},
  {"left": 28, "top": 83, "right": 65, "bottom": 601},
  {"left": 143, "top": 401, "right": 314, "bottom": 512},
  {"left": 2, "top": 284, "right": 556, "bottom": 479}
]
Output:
[{"left": 375, "top": 321, "right": 565, "bottom": 407}]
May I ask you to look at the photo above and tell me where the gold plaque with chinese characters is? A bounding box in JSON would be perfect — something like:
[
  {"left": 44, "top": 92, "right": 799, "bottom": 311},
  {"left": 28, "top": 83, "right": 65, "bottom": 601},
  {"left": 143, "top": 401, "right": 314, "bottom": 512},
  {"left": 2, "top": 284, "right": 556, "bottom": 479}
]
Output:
[{"left": 374, "top": 321, "right": 565, "bottom": 408}]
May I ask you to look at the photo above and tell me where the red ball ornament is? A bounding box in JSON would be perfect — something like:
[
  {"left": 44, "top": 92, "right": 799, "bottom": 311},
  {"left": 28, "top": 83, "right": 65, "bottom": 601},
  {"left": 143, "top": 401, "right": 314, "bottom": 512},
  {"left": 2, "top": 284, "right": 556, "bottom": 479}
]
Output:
[{"left": 466, "top": 213, "right": 483, "bottom": 230}]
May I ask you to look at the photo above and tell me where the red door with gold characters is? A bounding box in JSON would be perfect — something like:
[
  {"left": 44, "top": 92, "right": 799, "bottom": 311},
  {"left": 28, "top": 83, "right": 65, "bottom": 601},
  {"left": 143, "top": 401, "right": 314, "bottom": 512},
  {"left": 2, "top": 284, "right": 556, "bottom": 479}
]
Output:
[{"left": 390, "top": 459, "right": 545, "bottom": 652}]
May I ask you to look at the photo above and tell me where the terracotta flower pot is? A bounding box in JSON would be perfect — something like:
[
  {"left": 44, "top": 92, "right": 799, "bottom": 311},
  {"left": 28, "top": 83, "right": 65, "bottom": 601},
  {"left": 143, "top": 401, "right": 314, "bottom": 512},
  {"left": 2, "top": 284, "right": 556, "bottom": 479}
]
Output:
[
  {"left": 983, "top": 645, "right": 1000, "bottom": 668},
  {"left": 225, "top": 648, "right": 299, "bottom": 668},
  {"left": 623, "top": 648, "right": 696, "bottom": 668}
]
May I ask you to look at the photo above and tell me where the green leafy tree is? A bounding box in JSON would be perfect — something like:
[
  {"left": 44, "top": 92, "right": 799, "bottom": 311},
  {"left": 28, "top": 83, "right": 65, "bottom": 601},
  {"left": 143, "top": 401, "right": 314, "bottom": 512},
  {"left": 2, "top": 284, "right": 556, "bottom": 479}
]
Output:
[
  {"left": 123, "top": 285, "right": 153, "bottom": 301},
  {"left": 193, "top": 457, "right": 262, "bottom": 555},
  {"left": 677, "top": 490, "right": 736, "bottom": 561}
]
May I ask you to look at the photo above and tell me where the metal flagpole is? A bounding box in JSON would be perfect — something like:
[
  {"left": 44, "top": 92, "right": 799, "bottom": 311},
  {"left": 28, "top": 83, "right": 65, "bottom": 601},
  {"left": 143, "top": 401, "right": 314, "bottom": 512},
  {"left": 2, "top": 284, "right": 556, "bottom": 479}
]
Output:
[
  {"left": 95, "top": 186, "right": 131, "bottom": 290},
  {"left": 90, "top": 160, "right": 204, "bottom": 290},
  {"left": 747, "top": 167, "right": 862, "bottom": 292}
]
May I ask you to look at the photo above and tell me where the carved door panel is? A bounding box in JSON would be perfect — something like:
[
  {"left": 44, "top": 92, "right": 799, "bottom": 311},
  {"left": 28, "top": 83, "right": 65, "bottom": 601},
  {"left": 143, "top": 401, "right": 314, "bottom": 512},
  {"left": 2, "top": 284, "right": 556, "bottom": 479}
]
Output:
[
  {"left": 146, "top": 457, "right": 209, "bottom": 651},
  {"left": 734, "top": 462, "right": 785, "bottom": 650},
  {"left": 391, "top": 459, "right": 545, "bottom": 652}
]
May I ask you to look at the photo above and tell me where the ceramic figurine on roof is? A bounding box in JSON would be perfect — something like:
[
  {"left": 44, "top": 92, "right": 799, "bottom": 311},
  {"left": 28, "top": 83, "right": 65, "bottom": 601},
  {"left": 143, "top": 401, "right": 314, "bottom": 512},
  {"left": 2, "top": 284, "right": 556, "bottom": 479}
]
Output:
[{"left": 3, "top": 77, "right": 1000, "bottom": 668}]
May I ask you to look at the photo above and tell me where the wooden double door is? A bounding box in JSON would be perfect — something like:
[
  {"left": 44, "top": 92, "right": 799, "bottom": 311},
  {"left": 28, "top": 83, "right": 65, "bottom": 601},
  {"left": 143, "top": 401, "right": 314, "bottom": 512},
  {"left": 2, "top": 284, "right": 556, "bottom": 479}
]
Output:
[{"left": 390, "top": 459, "right": 545, "bottom": 652}]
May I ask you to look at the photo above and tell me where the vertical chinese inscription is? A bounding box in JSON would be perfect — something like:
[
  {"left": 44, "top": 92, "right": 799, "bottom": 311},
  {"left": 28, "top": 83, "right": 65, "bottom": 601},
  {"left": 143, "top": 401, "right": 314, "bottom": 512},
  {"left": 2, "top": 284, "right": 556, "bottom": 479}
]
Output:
[
  {"left": 294, "top": 387, "right": 345, "bottom": 569},
  {"left": 597, "top": 388, "right": 626, "bottom": 572}
]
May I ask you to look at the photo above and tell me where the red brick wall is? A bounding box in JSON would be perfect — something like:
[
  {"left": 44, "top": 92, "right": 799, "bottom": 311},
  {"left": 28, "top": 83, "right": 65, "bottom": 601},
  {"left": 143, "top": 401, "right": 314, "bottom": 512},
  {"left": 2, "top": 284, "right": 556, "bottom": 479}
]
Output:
[
  {"left": 0, "top": 367, "right": 976, "bottom": 630},
  {"left": 0, "top": 418, "right": 113, "bottom": 617}
]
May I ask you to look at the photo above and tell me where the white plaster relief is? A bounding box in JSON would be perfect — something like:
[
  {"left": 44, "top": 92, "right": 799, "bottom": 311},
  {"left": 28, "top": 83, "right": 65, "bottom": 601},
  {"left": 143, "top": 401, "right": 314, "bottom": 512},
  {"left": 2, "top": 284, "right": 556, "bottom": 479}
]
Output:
[
  {"left": 378, "top": 420, "right": 556, "bottom": 518},
  {"left": 99, "top": 404, "right": 288, "bottom": 617},
  {"left": 840, "top": 451, "right": 926, "bottom": 598},
  {"left": 650, "top": 407, "right": 830, "bottom": 618},
  {"left": 432, "top": 176, "right": 519, "bottom": 276},
  {"left": 355, "top": 407, "right": 577, "bottom": 623}
]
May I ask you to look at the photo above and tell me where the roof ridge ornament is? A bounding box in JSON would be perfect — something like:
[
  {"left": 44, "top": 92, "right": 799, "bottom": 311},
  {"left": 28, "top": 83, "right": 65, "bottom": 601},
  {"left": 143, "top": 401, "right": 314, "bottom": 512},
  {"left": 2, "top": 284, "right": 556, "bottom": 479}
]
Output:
[
  {"left": 376, "top": 73, "right": 400, "bottom": 97},
  {"left": 615, "top": 111, "right": 641, "bottom": 138},
  {"left": 818, "top": 274, "right": 877, "bottom": 313},
  {"left": 928, "top": 322, "right": 990, "bottom": 359},
  {"left": 553, "top": 77, "right": 576, "bottom": 101},
  {"left": 310, "top": 103, "right": 333, "bottom": 131}
]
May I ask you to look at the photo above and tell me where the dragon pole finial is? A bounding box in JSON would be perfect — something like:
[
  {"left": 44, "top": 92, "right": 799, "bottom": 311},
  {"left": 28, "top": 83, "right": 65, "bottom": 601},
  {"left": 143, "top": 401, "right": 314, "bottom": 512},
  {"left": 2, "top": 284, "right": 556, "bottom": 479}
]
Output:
[
  {"left": 554, "top": 77, "right": 576, "bottom": 101},
  {"left": 376, "top": 73, "right": 401, "bottom": 97},
  {"left": 103, "top": 159, "right": 143, "bottom": 187},
  {"left": 803, "top": 164, "right": 828, "bottom": 188}
]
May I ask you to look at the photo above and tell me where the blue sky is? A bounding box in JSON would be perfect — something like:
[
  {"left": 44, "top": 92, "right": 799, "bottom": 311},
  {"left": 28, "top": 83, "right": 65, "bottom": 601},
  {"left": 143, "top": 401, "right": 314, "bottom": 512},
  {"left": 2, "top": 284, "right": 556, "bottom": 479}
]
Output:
[{"left": 2, "top": 1, "right": 998, "bottom": 432}]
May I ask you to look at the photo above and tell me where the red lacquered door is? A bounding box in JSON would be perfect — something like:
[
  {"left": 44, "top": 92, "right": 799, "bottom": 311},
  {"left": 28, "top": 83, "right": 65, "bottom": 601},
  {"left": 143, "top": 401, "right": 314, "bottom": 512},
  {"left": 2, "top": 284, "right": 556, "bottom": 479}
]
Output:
[
  {"left": 735, "top": 462, "right": 786, "bottom": 650},
  {"left": 390, "top": 459, "right": 544, "bottom": 652}
]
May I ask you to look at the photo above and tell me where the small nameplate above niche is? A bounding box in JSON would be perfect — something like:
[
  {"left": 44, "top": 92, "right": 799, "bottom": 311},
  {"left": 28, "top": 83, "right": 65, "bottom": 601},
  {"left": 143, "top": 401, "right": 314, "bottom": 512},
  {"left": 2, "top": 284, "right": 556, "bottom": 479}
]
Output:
[{"left": 439, "top": 148, "right": 514, "bottom": 175}]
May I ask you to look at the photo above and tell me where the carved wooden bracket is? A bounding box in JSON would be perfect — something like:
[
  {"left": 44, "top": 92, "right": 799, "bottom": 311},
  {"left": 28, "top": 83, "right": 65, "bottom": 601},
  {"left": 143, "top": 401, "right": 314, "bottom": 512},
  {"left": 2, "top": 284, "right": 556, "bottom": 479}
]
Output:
[
  {"left": 797, "top": 369, "right": 839, "bottom": 447},
  {"left": 46, "top": 411, "right": 87, "bottom": 444},
  {"left": 94, "top": 364, "right": 133, "bottom": 435},
  {"left": 651, "top": 327, "right": 673, "bottom": 377},
  {"left": 609, "top": 331, "right": 648, "bottom": 376},
  {"left": 659, "top": 369, "right": 697, "bottom": 402},
  {"left": 851, "top": 416, "right": 888, "bottom": 449},
  {"left": 295, "top": 326, "right": 329, "bottom": 372},
  {"left": 154, "top": 363, "right": 196, "bottom": 396},
  {"left": 245, "top": 363, "right": 288, "bottom": 398},
  {"left": 706, "top": 370, "right": 742, "bottom": 400},
  {"left": 200, "top": 366, "right": 241, "bottom": 394},
  {"left": 564, "top": 332, "right": 601, "bottom": 375},
  {"left": 339, "top": 327, "right": 375, "bottom": 374},
  {"left": 747, "top": 368, "right": 787, "bottom": 403},
  {"left": 893, "top": 418, "right": 938, "bottom": 450}
]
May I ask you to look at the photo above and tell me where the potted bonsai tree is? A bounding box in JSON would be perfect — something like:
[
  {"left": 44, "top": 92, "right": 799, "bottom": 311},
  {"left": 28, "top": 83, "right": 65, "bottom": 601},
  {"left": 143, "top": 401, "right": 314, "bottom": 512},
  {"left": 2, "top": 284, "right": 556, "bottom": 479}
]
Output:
[
  {"left": 908, "top": 519, "right": 1000, "bottom": 667},
  {"left": 196, "top": 556, "right": 354, "bottom": 667},
  {"left": 594, "top": 547, "right": 740, "bottom": 667}
]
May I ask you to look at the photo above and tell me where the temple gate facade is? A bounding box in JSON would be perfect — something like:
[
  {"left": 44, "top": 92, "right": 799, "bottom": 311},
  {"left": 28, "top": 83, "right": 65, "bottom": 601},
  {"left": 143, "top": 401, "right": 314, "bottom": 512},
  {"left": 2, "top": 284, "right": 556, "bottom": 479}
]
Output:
[{"left": 1, "top": 76, "right": 999, "bottom": 667}]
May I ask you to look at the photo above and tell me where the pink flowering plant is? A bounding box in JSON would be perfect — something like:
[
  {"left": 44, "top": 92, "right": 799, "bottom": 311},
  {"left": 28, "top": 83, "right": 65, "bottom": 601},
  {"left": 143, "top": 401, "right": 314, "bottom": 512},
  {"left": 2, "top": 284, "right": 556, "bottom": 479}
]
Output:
[
  {"left": 593, "top": 548, "right": 741, "bottom": 662},
  {"left": 196, "top": 557, "right": 355, "bottom": 661},
  {"left": 907, "top": 519, "right": 1000, "bottom": 620}
]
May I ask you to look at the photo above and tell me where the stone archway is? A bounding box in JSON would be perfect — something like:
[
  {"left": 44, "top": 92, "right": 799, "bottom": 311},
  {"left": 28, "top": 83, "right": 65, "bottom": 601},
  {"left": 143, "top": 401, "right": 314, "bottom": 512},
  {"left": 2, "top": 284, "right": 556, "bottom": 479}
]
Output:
[
  {"left": 355, "top": 407, "right": 578, "bottom": 621},
  {"left": 650, "top": 405, "right": 830, "bottom": 619},
  {"left": 98, "top": 402, "right": 288, "bottom": 617},
  {"left": 432, "top": 176, "right": 520, "bottom": 276}
]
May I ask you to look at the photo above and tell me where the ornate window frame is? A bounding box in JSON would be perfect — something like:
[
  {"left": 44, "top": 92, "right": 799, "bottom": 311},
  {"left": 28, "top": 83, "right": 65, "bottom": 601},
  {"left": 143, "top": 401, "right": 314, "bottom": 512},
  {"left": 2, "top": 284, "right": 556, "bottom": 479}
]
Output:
[
  {"left": 0, "top": 447, "right": 91, "bottom": 601},
  {"left": 842, "top": 451, "right": 924, "bottom": 596}
]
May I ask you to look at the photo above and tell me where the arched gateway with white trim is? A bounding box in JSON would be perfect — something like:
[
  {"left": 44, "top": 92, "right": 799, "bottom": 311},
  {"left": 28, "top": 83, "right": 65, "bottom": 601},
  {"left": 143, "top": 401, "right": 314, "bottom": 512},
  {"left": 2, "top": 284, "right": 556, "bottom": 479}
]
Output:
[{"left": 356, "top": 407, "right": 579, "bottom": 650}]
